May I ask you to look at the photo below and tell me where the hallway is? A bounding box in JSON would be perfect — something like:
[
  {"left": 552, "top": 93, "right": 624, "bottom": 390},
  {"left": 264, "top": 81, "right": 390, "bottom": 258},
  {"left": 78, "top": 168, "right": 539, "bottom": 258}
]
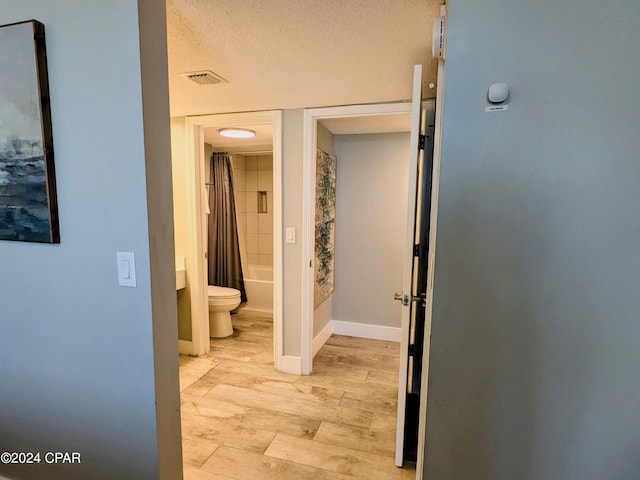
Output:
[{"left": 178, "top": 313, "right": 415, "bottom": 479}]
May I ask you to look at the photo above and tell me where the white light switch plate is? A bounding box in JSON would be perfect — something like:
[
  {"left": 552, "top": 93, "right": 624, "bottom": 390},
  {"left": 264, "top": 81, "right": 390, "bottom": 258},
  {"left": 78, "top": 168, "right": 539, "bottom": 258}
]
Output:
[
  {"left": 117, "top": 252, "right": 137, "bottom": 287},
  {"left": 285, "top": 227, "right": 296, "bottom": 244}
]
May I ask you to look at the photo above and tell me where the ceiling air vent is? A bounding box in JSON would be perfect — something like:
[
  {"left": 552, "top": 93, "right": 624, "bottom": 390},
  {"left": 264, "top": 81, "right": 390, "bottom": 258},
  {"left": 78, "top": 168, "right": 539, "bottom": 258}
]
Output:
[{"left": 180, "top": 70, "right": 228, "bottom": 85}]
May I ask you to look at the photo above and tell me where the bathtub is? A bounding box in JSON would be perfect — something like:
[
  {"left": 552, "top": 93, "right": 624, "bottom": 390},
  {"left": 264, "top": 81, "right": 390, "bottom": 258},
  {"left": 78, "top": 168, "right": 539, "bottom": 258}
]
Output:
[{"left": 240, "top": 264, "right": 273, "bottom": 317}]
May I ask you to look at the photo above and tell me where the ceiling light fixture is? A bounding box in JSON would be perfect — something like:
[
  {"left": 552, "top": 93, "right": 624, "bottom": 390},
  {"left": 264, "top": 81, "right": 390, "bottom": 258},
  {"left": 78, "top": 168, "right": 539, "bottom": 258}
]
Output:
[{"left": 219, "top": 128, "right": 256, "bottom": 139}]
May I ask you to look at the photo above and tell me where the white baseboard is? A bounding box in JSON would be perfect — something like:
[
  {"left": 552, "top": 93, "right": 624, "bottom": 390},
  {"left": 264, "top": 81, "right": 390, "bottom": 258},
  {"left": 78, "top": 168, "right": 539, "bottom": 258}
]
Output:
[
  {"left": 313, "top": 320, "right": 334, "bottom": 357},
  {"left": 332, "top": 320, "right": 401, "bottom": 342},
  {"left": 178, "top": 339, "right": 193, "bottom": 355},
  {"left": 277, "top": 355, "right": 302, "bottom": 374}
]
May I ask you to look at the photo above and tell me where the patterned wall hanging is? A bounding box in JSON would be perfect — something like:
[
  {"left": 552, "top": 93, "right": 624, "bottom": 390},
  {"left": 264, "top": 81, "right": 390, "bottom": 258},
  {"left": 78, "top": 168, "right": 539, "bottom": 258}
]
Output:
[{"left": 314, "top": 149, "right": 337, "bottom": 308}]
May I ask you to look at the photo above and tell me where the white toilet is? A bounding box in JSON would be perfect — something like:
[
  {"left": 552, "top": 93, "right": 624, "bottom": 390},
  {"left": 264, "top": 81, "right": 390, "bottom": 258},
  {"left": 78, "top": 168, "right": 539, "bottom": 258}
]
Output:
[{"left": 208, "top": 285, "right": 242, "bottom": 337}]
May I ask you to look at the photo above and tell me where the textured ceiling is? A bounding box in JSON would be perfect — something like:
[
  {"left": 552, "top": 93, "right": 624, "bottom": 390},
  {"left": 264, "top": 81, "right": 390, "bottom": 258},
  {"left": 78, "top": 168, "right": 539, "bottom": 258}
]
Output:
[{"left": 166, "top": 0, "right": 442, "bottom": 117}]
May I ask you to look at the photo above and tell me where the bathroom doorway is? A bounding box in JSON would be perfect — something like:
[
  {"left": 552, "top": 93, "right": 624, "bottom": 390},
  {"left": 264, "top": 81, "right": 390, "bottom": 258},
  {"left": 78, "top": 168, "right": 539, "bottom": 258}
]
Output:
[{"left": 181, "top": 110, "right": 284, "bottom": 368}]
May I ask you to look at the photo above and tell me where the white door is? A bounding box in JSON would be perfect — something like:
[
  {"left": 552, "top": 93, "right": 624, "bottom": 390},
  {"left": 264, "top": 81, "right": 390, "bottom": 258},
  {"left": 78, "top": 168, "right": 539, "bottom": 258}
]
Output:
[{"left": 395, "top": 64, "right": 436, "bottom": 466}]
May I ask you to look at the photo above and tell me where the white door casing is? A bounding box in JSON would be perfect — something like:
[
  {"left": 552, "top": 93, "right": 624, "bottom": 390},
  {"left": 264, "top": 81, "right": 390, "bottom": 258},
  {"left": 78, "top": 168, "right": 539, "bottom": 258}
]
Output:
[
  {"left": 182, "top": 111, "right": 284, "bottom": 369},
  {"left": 301, "top": 102, "right": 414, "bottom": 375}
]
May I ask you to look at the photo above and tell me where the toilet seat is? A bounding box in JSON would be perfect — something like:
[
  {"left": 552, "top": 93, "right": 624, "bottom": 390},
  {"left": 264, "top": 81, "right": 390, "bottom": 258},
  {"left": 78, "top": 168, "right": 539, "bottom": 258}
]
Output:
[{"left": 208, "top": 285, "right": 241, "bottom": 300}]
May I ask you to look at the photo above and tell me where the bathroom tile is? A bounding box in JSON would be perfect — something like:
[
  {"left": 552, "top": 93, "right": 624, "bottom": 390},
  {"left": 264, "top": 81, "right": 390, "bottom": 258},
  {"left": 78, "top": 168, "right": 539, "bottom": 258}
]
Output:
[
  {"left": 267, "top": 192, "right": 273, "bottom": 213},
  {"left": 208, "top": 346, "right": 255, "bottom": 363},
  {"left": 246, "top": 156, "right": 257, "bottom": 171},
  {"left": 234, "top": 155, "right": 246, "bottom": 170},
  {"left": 257, "top": 155, "right": 272, "bottom": 172},
  {"left": 247, "top": 253, "right": 259, "bottom": 265},
  {"left": 245, "top": 170, "right": 257, "bottom": 191},
  {"left": 245, "top": 213, "right": 259, "bottom": 234},
  {"left": 236, "top": 195, "right": 247, "bottom": 214},
  {"left": 258, "top": 234, "right": 273, "bottom": 255},
  {"left": 258, "top": 213, "right": 273, "bottom": 234},
  {"left": 245, "top": 192, "right": 257, "bottom": 213},
  {"left": 232, "top": 320, "right": 272, "bottom": 338},
  {"left": 234, "top": 169, "right": 246, "bottom": 192},
  {"left": 264, "top": 434, "right": 401, "bottom": 480},
  {"left": 246, "top": 234, "right": 259, "bottom": 254},
  {"left": 208, "top": 337, "right": 267, "bottom": 354},
  {"left": 258, "top": 255, "right": 273, "bottom": 266},
  {"left": 257, "top": 170, "right": 273, "bottom": 192}
]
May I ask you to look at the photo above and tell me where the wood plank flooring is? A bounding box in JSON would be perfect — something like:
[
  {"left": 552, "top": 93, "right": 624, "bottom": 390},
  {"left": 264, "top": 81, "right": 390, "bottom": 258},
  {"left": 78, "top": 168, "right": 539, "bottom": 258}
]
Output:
[{"left": 179, "top": 313, "right": 415, "bottom": 480}]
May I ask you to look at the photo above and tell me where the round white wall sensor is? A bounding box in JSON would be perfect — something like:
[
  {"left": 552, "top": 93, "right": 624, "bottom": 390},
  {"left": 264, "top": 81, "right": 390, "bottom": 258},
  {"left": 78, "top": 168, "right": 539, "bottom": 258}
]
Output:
[{"left": 488, "top": 83, "right": 509, "bottom": 103}]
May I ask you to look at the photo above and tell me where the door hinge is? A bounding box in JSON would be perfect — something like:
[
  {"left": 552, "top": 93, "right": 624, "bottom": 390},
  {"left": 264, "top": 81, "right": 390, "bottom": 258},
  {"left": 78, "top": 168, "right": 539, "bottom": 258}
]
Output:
[
  {"left": 419, "top": 134, "right": 426, "bottom": 150},
  {"left": 413, "top": 244, "right": 420, "bottom": 256},
  {"left": 408, "top": 344, "right": 416, "bottom": 356}
]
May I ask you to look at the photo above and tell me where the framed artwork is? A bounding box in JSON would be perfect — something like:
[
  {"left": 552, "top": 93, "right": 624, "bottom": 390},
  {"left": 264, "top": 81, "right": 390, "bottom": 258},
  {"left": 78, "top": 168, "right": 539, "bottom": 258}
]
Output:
[
  {"left": 0, "top": 20, "right": 59, "bottom": 243},
  {"left": 314, "top": 149, "right": 337, "bottom": 308}
]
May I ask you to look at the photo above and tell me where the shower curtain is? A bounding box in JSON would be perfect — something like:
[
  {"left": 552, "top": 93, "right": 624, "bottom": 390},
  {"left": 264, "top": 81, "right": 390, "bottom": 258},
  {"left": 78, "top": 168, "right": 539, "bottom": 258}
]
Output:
[{"left": 208, "top": 152, "right": 247, "bottom": 302}]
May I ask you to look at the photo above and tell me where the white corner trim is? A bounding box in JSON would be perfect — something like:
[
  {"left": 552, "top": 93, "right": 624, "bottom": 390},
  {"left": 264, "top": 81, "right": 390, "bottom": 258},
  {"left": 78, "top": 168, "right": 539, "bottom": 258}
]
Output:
[
  {"left": 178, "top": 339, "right": 193, "bottom": 355},
  {"left": 277, "top": 355, "right": 303, "bottom": 375},
  {"left": 313, "top": 321, "right": 334, "bottom": 356},
  {"left": 332, "top": 320, "right": 401, "bottom": 342}
]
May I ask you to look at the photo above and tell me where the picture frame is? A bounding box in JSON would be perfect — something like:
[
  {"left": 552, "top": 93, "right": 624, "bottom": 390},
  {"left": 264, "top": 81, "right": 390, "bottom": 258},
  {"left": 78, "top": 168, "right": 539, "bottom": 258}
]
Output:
[{"left": 0, "top": 19, "right": 59, "bottom": 243}]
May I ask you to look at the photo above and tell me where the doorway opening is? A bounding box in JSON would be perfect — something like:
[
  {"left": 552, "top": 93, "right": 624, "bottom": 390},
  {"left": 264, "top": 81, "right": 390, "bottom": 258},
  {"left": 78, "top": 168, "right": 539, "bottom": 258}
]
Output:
[
  {"left": 301, "top": 102, "right": 413, "bottom": 371},
  {"left": 179, "top": 110, "right": 285, "bottom": 368},
  {"left": 301, "top": 100, "right": 435, "bottom": 478}
]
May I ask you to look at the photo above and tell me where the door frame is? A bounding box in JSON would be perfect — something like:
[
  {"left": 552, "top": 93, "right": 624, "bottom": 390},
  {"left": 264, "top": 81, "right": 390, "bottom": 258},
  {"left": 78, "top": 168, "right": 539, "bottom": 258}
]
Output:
[
  {"left": 182, "top": 110, "right": 285, "bottom": 370},
  {"left": 301, "top": 102, "right": 413, "bottom": 374},
  {"left": 301, "top": 92, "right": 445, "bottom": 476}
]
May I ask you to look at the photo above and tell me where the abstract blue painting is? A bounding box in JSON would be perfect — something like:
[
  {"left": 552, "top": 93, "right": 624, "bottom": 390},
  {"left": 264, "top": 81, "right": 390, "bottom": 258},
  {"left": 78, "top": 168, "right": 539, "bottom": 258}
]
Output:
[{"left": 0, "top": 20, "right": 59, "bottom": 243}]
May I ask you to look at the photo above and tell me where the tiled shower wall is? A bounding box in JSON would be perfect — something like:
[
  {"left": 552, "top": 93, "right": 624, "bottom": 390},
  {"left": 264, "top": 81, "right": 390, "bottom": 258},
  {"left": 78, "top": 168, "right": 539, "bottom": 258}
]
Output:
[{"left": 231, "top": 154, "right": 273, "bottom": 267}]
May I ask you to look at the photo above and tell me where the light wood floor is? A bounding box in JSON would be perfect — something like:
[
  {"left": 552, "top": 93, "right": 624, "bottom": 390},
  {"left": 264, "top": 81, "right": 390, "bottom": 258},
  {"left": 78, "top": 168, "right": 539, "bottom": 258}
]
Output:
[{"left": 179, "top": 312, "right": 415, "bottom": 480}]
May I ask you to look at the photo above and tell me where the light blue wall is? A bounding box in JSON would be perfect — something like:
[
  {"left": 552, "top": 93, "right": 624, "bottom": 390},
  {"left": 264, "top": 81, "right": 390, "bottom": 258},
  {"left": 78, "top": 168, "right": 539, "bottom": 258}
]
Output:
[
  {"left": 332, "top": 133, "right": 410, "bottom": 328},
  {"left": 282, "top": 109, "right": 304, "bottom": 356},
  {"left": 0, "top": 1, "right": 180, "bottom": 479},
  {"left": 425, "top": 1, "right": 640, "bottom": 479}
]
